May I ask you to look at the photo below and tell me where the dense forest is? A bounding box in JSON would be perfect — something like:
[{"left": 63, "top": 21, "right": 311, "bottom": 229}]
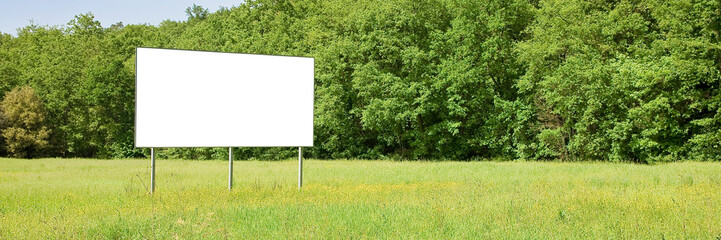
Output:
[{"left": 0, "top": 0, "right": 719, "bottom": 162}]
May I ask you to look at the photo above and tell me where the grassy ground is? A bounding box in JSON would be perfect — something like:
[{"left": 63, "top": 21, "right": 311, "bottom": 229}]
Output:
[{"left": 0, "top": 158, "right": 720, "bottom": 239}]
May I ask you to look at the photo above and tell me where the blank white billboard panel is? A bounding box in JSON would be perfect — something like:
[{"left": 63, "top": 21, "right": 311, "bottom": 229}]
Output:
[{"left": 135, "top": 48, "right": 314, "bottom": 147}]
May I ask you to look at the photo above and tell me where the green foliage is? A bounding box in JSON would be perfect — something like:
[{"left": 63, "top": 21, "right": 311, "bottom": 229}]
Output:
[
  {"left": 185, "top": 4, "right": 210, "bottom": 22},
  {"left": 519, "top": 0, "right": 721, "bottom": 162},
  {"left": 0, "top": 0, "right": 718, "bottom": 161},
  {"left": 537, "top": 128, "right": 565, "bottom": 159},
  {"left": 0, "top": 86, "right": 51, "bottom": 158}
]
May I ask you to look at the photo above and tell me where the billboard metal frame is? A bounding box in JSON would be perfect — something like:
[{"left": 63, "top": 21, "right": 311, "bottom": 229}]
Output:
[{"left": 135, "top": 47, "right": 313, "bottom": 192}]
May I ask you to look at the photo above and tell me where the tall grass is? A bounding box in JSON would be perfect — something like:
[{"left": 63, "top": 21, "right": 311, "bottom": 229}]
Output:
[{"left": 0, "top": 158, "right": 719, "bottom": 238}]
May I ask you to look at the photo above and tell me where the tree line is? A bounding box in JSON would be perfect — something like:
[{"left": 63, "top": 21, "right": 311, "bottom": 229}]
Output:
[{"left": 0, "top": 0, "right": 719, "bottom": 162}]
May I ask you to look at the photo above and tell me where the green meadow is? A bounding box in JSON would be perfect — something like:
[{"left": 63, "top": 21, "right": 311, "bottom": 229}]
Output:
[{"left": 0, "top": 158, "right": 719, "bottom": 239}]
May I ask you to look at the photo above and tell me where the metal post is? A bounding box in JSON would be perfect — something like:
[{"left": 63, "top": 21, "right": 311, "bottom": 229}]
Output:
[
  {"left": 228, "top": 147, "right": 233, "bottom": 189},
  {"left": 151, "top": 148, "right": 155, "bottom": 194},
  {"left": 298, "top": 147, "right": 303, "bottom": 189}
]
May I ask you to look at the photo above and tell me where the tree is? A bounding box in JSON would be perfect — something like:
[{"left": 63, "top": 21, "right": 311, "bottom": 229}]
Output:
[
  {"left": 0, "top": 0, "right": 718, "bottom": 161},
  {"left": 68, "top": 13, "right": 103, "bottom": 36},
  {"left": 186, "top": 4, "right": 209, "bottom": 22},
  {"left": 518, "top": 0, "right": 721, "bottom": 162},
  {"left": 0, "top": 86, "right": 51, "bottom": 158}
]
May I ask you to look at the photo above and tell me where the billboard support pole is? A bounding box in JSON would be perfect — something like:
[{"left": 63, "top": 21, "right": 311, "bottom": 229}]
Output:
[
  {"left": 298, "top": 147, "right": 303, "bottom": 189},
  {"left": 151, "top": 148, "right": 155, "bottom": 194},
  {"left": 229, "top": 147, "right": 233, "bottom": 189}
]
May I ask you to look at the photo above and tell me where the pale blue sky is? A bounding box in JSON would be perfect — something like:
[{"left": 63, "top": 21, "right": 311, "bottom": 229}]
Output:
[{"left": 0, "top": 0, "right": 242, "bottom": 35}]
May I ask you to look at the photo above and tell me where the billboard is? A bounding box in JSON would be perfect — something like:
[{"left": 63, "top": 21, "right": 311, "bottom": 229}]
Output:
[{"left": 135, "top": 48, "right": 314, "bottom": 147}]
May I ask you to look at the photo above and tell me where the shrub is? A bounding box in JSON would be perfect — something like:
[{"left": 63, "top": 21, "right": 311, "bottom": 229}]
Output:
[{"left": 0, "top": 86, "right": 51, "bottom": 158}]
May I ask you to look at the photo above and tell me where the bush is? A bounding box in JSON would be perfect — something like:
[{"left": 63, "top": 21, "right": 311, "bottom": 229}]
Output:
[
  {"left": 537, "top": 128, "right": 566, "bottom": 160},
  {"left": 0, "top": 86, "right": 51, "bottom": 158}
]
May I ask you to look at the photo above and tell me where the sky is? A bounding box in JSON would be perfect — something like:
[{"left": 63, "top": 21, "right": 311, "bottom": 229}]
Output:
[{"left": 0, "top": 0, "right": 242, "bottom": 35}]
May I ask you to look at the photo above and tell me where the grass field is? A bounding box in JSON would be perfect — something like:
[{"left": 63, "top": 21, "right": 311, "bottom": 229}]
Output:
[{"left": 0, "top": 158, "right": 720, "bottom": 239}]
